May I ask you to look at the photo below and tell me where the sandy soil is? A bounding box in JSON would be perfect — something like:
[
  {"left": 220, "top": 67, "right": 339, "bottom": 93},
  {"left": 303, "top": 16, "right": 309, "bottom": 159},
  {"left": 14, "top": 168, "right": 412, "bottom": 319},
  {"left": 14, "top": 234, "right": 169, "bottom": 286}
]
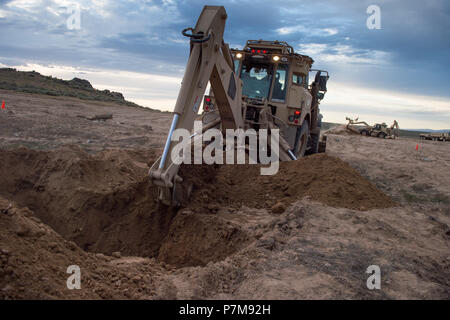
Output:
[
  {"left": 0, "top": 91, "right": 449, "bottom": 299},
  {"left": 0, "top": 89, "right": 172, "bottom": 152}
]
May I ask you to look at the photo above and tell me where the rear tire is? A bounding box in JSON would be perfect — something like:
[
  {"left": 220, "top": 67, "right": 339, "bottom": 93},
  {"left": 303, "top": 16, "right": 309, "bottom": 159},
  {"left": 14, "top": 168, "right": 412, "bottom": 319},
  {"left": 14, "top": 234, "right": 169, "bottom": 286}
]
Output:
[
  {"left": 306, "top": 114, "right": 322, "bottom": 155},
  {"left": 295, "top": 120, "right": 309, "bottom": 158},
  {"left": 318, "top": 137, "right": 327, "bottom": 153},
  {"left": 306, "top": 133, "right": 320, "bottom": 155}
]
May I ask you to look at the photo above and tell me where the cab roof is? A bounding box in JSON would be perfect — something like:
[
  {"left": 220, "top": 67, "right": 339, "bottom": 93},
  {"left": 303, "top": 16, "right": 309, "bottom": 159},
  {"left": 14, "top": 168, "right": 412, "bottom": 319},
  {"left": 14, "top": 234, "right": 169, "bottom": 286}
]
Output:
[{"left": 238, "top": 39, "right": 314, "bottom": 66}]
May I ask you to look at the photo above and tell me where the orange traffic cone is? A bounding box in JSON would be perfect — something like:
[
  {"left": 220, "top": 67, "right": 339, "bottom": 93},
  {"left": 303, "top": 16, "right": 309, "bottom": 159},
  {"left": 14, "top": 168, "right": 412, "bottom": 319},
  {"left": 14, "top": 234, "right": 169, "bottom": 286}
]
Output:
[
  {"left": 416, "top": 144, "right": 419, "bottom": 151},
  {"left": 1, "top": 101, "right": 5, "bottom": 109}
]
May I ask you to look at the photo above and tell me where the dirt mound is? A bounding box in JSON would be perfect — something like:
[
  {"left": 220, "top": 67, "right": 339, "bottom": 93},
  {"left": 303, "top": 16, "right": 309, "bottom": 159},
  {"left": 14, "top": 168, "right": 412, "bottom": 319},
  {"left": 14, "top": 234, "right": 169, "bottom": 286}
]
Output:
[
  {"left": 182, "top": 153, "right": 396, "bottom": 212},
  {"left": 0, "top": 197, "right": 165, "bottom": 299},
  {"left": 324, "top": 124, "right": 354, "bottom": 135},
  {"left": 0, "top": 147, "right": 395, "bottom": 270}
]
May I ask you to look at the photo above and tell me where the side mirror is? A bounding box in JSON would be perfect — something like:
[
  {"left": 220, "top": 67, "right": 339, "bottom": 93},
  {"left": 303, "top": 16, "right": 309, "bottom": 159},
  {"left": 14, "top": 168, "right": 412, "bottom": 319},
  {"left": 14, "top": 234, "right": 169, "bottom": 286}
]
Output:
[{"left": 319, "top": 75, "right": 328, "bottom": 91}]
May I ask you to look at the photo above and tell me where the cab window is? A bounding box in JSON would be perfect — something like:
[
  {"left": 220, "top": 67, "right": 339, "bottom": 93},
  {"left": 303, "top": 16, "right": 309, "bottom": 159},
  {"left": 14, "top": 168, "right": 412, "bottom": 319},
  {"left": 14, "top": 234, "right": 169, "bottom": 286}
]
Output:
[
  {"left": 240, "top": 62, "right": 273, "bottom": 100},
  {"left": 292, "top": 73, "right": 304, "bottom": 86},
  {"left": 271, "top": 64, "right": 288, "bottom": 102}
]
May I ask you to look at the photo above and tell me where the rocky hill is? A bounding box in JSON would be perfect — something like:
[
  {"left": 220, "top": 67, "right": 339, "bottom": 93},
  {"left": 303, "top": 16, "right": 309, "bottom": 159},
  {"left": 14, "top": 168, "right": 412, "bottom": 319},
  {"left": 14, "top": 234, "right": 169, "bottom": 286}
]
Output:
[{"left": 0, "top": 68, "right": 142, "bottom": 108}]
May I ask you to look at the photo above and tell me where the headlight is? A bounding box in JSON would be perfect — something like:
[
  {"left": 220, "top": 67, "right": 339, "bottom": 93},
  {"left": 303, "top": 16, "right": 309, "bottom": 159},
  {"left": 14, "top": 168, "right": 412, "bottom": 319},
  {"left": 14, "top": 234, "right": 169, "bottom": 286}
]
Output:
[
  {"left": 236, "top": 53, "right": 243, "bottom": 59},
  {"left": 272, "top": 55, "right": 280, "bottom": 62}
]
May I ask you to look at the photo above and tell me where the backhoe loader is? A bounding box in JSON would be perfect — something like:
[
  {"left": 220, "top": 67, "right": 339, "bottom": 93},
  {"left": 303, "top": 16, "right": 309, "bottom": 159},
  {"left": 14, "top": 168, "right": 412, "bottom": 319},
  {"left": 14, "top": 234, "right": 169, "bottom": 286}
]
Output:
[
  {"left": 149, "top": 5, "right": 329, "bottom": 206},
  {"left": 347, "top": 117, "right": 399, "bottom": 139}
]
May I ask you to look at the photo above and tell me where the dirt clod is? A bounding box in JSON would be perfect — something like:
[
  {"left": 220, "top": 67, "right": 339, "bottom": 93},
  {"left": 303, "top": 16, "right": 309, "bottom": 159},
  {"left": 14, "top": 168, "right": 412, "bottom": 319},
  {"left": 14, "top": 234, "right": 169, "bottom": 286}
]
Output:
[{"left": 271, "top": 202, "right": 286, "bottom": 214}]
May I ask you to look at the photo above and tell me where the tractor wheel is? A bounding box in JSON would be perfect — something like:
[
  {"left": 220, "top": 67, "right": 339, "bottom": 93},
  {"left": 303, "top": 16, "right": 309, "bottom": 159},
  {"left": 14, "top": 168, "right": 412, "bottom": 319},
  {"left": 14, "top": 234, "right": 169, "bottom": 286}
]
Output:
[
  {"left": 295, "top": 120, "right": 309, "bottom": 158},
  {"left": 360, "top": 129, "right": 367, "bottom": 135},
  {"left": 306, "top": 114, "right": 323, "bottom": 155},
  {"left": 318, "top": 140, "right": 327, "bottom": 153},
  {"left": 306, "top": 133, "right": 320, "bottom": 155},
  {"left": 377, "top": 132, "right": 386, "bottom": 139}
]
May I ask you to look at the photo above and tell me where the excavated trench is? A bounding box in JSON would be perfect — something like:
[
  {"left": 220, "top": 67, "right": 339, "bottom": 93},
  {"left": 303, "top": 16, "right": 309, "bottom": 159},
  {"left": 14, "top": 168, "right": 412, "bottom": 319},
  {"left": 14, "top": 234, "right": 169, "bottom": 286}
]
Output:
[
  {"left": 0, "top": 146, "right": 251, "bottom": 267},
  {"left": 0, "top": 146, "right": 396, "bottom": 268}
]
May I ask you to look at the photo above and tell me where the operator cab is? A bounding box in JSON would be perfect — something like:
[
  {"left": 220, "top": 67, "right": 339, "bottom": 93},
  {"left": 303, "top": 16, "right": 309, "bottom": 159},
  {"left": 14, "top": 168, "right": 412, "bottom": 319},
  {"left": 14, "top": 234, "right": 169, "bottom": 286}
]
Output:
[
  {"left": 232, "top": 40, "right": 302, "bottom": 104},
  {"left": 238, "top": 55, "right": 290, "bottom": 103},
  {"left": 230, "top": 40, "right": 328, "bottom": 132},
  {"left": 230, "top": 40, "right": 329, "bottom": 157}
]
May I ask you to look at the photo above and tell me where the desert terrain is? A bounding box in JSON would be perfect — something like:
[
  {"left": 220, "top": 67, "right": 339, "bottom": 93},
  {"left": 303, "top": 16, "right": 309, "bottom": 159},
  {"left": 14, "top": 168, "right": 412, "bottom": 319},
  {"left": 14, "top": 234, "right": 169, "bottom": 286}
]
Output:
[{"left": 0, "top": 90, "right": 449, "bottom": 299}]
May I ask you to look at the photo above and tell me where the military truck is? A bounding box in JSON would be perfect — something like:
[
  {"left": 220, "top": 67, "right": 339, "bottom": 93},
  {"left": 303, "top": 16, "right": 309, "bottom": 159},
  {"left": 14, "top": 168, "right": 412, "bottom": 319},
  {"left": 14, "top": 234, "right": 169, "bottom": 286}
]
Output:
[{"left": 419, "top": 132, "right": 450, "bottom": 141}]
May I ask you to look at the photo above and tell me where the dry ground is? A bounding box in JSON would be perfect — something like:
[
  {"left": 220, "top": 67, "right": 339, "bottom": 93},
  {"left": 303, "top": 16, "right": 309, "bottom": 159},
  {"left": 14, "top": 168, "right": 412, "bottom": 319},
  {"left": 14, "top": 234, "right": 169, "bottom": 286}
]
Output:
[{"left": 0, "top": 91, "right": 449, "bottom": 299}]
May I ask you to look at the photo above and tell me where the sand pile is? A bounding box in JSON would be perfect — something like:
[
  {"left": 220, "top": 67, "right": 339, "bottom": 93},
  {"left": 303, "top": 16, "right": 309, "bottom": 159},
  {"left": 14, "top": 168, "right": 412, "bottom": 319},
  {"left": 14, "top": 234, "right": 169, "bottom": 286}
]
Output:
[
  {"left": 182, "top": 153, "right": 396, "bottom": 212},
  {"left": 324, "top": 124, "right": 355, "bottom": 135}
]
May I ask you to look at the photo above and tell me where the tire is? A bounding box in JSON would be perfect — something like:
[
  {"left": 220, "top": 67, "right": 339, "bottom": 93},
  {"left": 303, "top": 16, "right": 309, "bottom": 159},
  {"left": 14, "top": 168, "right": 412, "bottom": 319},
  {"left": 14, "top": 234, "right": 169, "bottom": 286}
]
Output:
[
  {"left": 360, "top": 129, "right": 367, "bottom": 135},
  {"left": 306, "top": 115, "right": 322, "bottom": 155},
  {"left": 294, "top": 120, "right": 309, "bottom": 158},
  {"left": 377, "top": 132, "right": 386, "bottom": 139},
  {"left": 318, "top": 141, "right": 326, "bottom": 153},
  {"left": 306, "top": 133, "right": 320, "bottom": 155}
]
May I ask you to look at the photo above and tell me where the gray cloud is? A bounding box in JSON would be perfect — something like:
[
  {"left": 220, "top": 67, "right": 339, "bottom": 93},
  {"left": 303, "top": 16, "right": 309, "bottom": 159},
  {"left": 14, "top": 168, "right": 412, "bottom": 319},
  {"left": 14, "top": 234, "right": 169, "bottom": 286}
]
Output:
[{"left": 0, "top": 0, "right": 449, "bottom": 126}]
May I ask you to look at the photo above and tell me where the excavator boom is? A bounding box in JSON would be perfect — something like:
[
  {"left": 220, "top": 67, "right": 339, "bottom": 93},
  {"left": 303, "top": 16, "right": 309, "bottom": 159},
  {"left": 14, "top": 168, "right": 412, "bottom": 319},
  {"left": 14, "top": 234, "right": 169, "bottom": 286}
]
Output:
[{"left": 149, "top": 6, "right": 244, "bottom": 205}]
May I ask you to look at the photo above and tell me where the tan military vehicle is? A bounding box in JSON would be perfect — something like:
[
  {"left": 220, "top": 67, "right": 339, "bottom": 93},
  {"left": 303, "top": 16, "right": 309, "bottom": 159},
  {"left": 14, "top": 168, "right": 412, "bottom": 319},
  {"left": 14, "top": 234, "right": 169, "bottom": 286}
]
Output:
[
  {"left": 348, "top": 118, "right": 399, "bottom": 139},
  {"left": 360, "top": 122, "right": 390, "bottom": 139},
  {"left": 149, "top": 6, "right": 329, "bottom": 205},
  {"left": 203, "top": 40, "right": 329, "bottom": 154},
  {"left": 420, "top": 132, "right": 450, "bottom": 141}
]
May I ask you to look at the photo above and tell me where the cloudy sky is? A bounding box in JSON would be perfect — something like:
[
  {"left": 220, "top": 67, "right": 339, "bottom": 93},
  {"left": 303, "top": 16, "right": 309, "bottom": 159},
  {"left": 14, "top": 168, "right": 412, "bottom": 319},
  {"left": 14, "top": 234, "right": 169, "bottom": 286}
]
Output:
[{"left": 0, "top": 0, "right": 449, "bottom": 129}]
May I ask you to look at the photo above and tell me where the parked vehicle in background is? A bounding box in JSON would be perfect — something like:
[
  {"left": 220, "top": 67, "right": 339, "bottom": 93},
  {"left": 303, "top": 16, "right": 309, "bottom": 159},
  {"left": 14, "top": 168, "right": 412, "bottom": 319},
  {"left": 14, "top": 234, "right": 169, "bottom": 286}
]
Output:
[{"left": 419, "top": 132, "right": 450, "bottom": 141}]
